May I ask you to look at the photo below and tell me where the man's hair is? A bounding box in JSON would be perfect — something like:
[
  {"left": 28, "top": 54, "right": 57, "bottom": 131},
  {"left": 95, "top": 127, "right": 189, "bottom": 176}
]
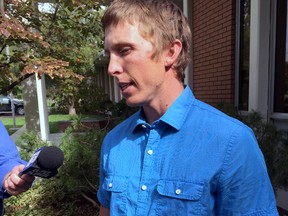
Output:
[{"left": 102, "top": 0, "right": 192, "bottom": 82}]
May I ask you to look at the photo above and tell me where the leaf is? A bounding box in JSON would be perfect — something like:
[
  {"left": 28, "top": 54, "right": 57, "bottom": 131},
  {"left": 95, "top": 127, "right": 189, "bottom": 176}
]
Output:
[{"left": 0, "top": 27, "right": 11, "bottom": 37}]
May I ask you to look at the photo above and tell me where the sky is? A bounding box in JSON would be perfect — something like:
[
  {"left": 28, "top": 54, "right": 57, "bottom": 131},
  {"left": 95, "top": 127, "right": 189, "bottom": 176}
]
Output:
[{"left": 38, "top": 3, "right": 55, "bottom": 14}]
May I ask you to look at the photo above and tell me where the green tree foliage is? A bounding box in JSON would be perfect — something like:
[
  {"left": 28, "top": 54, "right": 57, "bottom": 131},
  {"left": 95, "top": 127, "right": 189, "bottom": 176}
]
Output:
[
  {"left": 1, "top": 0, "right": 109, "bottom": 114},
  {"left": 0, "top": 0, "right": 80, "bottom": 95},
  {"left": 41, "top": 1, "right": 108, "bottom": 114}
]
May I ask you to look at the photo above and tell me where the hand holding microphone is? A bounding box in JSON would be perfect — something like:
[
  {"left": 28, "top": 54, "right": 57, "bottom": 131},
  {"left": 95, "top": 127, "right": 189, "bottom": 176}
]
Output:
[
  {"left": 2, "top": 165, "right": 35, "bottom": 196},
  {"left": 3, "top": 146, "right": 64, "bottom": 196}
]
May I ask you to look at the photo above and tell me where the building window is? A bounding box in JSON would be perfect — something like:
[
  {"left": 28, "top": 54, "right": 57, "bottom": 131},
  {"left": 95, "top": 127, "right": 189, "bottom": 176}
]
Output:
[
  {"left": 274, "top": 0, "right": 288, "bottom": 113},
  {"left": 238, "top": 0, "right": 250, "bottom": 111}
]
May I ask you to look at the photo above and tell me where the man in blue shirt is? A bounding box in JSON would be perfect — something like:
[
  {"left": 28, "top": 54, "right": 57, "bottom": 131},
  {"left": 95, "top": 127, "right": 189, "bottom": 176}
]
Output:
[
  {"left": 0, "top": 121, "right": 34, "bottom": 216},
  {"left": 97, "top": 0, "right": 278, "bottom": 215}
]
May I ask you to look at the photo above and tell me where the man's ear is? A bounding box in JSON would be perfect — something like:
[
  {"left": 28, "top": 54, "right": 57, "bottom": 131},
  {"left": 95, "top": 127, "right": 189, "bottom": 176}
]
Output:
[{"left": 164, "top": 39, "right": 182, "bottom": 68}]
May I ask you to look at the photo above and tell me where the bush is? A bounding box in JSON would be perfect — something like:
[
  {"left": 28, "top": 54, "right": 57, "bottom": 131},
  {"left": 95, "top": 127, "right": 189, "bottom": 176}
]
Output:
[
  {"left": 57, "top": 125, "right": 106, "bottom": 205},
  {"left": 5, "top": 118, "right": 109, "bottom": 216},
  {"left": 15, "top": 131, "right": 48, "bottom": 161}
]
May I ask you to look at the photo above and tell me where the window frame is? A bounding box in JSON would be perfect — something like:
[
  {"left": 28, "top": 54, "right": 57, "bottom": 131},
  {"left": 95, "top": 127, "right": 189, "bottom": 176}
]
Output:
[
  {"left": 270, "top": 0, "right": 288, "bottom": 120},
  {"left": 235, "top": 0, "right": 250, "bottom": 112}
]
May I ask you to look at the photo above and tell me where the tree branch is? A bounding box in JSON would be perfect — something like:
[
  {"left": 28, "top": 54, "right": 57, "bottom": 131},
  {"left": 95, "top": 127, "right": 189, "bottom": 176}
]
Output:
[
  {"left": 46, "top": 0, "right": 60, "bottom": 38},
  {"left": 0, "top": 43, "right": 7, "bottom": 54},
  {"left": 0, "top": 73, "right": 34, "bottom": 95}
]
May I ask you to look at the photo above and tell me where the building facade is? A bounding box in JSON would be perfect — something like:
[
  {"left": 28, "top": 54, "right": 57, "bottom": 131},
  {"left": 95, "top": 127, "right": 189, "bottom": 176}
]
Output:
[{"left": 189, "top": 0, "right": 288, "bottom": 132}]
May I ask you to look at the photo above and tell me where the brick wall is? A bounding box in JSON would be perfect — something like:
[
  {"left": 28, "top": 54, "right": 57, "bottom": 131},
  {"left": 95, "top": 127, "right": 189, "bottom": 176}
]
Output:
[{"left": 192, "top": 0, "right": 236, "bottom": 106}]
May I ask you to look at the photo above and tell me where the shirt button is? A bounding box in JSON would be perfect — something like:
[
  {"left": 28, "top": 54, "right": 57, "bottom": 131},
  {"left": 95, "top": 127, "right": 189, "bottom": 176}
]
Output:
[
  {"left": 142, "top": 124, "right": 146, "bottom": 128},
  {"left": 147, "top": 150, "right": 153, "bottom": 155},
  {"left": 108, "top": 183, "right": 113, "bottom": 188},
  {"left": 175, "top": 189, "right": 181, "bottom": 195},
  {"left": 141, "top": 185, "right": 147, "bottom": 191}
]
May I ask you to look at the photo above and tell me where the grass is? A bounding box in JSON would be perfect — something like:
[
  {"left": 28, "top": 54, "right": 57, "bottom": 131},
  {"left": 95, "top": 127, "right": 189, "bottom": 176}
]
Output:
[
  {"left": 0, "top": 116, "right": 25, "bottom": 134},
  {"left": 0, "top": 113, "right": 104, "bottom": 135}
]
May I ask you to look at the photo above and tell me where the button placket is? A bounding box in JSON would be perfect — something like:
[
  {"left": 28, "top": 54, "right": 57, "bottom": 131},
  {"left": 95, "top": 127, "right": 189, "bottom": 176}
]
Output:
[{"left": 136, "top": 128, "right": 159, "bottom": 215}]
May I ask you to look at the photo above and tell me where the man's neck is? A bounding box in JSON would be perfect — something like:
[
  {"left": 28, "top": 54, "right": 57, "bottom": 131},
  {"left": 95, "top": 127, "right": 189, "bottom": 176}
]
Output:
[{"left": 143, "top": 81, "right": 184, "bottom": 125}]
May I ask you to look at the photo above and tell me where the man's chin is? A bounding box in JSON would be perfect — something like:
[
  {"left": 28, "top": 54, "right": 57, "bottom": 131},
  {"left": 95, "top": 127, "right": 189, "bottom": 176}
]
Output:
[
  {"left": 125, "top": 99, "right": 140, "bottom": 107},
  {"left": 126, "top": 102, "right": 139, "bottom": 107}
]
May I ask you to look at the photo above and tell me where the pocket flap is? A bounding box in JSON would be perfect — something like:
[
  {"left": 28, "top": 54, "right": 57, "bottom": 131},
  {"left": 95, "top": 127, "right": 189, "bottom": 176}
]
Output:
[
  {"left": 157, "top": 180, "right": 203, "bottom": 200},
  {"left": 103, "top": 176, "right": 128, "bottom": 192}
]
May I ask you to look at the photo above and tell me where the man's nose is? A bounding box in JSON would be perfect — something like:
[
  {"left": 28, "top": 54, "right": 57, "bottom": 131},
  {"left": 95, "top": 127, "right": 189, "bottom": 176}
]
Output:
[{"left": 107, "top": 55, "right": 122, "bottom": 76}]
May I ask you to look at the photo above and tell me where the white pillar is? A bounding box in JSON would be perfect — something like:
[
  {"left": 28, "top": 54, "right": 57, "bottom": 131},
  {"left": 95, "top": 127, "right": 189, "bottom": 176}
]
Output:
[
  {"left": 249, "top": 0, "right": 270, "bottom": 119},
  {"left": 36, "top": 73, "right": 50, "bottom": 141}
]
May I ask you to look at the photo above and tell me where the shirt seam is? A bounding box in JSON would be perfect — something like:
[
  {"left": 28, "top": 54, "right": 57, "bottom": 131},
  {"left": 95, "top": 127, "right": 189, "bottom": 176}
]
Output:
[{"left": 217, "top": 125, "right": 243, "bottom": 192}]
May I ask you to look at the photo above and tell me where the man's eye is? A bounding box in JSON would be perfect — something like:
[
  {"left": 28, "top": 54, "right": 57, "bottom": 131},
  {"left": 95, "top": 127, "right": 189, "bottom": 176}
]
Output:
[{"left": 120, "top": 47, "right": 131, "bottom": 55}]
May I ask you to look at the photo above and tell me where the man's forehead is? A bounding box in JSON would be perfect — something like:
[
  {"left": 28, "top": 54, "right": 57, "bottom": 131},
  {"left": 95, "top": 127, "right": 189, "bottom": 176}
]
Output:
[{"left": 104, "top": 21, "right": 141, "bottom": 41}]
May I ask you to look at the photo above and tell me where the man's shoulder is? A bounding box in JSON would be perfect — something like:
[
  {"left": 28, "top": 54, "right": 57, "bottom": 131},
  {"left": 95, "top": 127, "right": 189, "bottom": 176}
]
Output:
[{"left": 191, "top": 99, "right": 250, "bottom": 133}]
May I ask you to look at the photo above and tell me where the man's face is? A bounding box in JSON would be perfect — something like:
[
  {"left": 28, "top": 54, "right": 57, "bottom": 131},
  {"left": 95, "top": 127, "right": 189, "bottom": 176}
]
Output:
[{"left": 104, "top": 21, "right": 167, "bottom": 107}]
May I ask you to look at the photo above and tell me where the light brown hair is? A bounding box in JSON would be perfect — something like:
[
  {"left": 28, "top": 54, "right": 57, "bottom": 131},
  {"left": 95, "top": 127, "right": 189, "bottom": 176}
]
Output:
[{"left": 102, "top": 0, "right": 192, "bottom": 82}]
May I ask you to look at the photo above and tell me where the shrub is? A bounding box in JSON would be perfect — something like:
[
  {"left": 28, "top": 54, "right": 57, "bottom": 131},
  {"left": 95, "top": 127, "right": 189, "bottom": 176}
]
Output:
[
  {"left": 15, "top": 131, "right": 48, "bottom": 161},
  {"left": 5, "top": 118, "right": 108, "bottom": 216}
]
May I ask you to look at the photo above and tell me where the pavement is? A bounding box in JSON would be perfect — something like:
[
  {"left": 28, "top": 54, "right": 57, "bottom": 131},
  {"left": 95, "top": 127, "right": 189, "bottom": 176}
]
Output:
[
  {"left": 47, "top": 133, "right": 64, "bottom": 146},
  {"left": 10, "top": 125, "right": 27, "bottom": 142},
  {"left": 10, "top": 124, "right": 63, "bottom": 146}
]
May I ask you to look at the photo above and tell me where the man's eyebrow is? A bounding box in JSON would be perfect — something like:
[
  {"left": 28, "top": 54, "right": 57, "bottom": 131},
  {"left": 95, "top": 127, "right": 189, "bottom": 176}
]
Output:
[{"left": 105, "top": 42, "right": 134, "bottom": 53}]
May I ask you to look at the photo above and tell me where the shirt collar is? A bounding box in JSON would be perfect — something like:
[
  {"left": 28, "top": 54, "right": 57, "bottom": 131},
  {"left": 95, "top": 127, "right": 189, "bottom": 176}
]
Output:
[
  {"left": 133, "top": 86, "right": 195, "bottom": 131},
  {"left": 160, "top": 85, "right": 194, "bottom": 130}
]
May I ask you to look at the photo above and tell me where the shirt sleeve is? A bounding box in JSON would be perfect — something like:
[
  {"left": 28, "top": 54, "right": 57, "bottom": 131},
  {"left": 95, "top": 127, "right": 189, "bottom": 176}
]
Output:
[
  {"left": 0, "top": 121, "right": 26, "bottom": 199},
  {"left": 216, "top": 126, "right": 279, "bottom": 215},
  {"left": 97, "top": 136, "right": 111, "bottom": 208}
]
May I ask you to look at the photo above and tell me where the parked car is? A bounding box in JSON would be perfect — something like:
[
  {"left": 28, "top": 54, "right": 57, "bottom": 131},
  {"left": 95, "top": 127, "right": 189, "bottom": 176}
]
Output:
[{"left": 0, "top": 95, "right": 25, "bottom": 115}]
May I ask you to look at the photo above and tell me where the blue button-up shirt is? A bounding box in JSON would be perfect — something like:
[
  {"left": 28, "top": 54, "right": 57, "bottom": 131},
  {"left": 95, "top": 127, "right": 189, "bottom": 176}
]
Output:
[
  {"left": 0, "top": 121, "right": 26, "bottom": 216},
  {"left": 97, "top": 86, "right": 278, "bottom": 215}
]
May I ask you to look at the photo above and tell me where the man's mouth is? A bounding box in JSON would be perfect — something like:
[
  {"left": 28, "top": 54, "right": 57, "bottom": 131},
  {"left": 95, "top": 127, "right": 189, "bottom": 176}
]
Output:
[{"left": 119, "top": 82, "right": 134, "bottom": 91}]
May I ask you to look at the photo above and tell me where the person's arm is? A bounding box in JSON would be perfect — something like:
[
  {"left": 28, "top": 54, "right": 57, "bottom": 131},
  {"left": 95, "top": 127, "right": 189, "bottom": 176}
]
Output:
[
  {"left": 217, "top": 126, "right": 278, "bottom": 215},
  {"left": 99, "top": 206, "right": 110, "bottom": 216},
  {"left": 0, "top": 121, "right": 34, "bottom": 197},
  {"left": 97, "top": 135, "right": 113, "bottom": 215},
  {"left": 0, "top": 121, "right": 26, "bottom": 185}
]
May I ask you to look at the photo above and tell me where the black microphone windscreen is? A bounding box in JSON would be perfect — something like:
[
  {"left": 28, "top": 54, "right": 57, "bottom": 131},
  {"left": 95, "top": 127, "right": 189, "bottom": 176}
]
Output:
[{"left": 37, "top": 146, "right": 64, "bottom": 170}]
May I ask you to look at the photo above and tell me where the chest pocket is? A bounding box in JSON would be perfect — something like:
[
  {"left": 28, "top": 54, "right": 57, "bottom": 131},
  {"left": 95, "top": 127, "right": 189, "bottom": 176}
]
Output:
[
  {"left": 157, "top": 180, "right": 203, "bottom": 200},
  {"left": 155, "top": 180, "right": 204, "bottom": 216},
  {"left": 103, "top": 176, "right": 128, "bottom": 215},
  {"left": 103, "top": 176, "right": 128, "bottom": 192}
]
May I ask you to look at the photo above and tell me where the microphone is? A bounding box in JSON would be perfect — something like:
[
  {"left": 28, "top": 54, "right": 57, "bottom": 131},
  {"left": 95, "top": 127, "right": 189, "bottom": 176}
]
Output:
[{"left": 19, "top": 146, "right": 64, "bottom": 178}]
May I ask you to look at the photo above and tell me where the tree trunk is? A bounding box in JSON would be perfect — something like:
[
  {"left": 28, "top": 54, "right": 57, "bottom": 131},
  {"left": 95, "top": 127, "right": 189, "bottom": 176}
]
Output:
[{"left": 68, "top": 96, "right": 76, "bottom": 115}]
